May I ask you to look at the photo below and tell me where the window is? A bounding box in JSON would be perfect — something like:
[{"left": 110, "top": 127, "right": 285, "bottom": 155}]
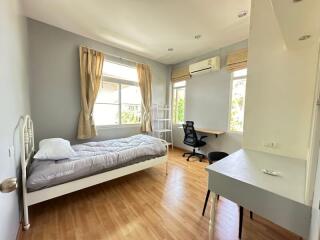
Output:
[
  {"left": 172, "top": 81, "right": 186, "bottom": 124},
  {"left": 93, "top": 60, "right": 141, "bottom": 126},
  {"left": 229, "top": 68, "right": 247, "bottom": 132}
]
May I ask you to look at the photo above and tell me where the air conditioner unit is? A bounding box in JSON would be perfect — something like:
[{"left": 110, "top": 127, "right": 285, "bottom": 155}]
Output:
[{"left": 189, "top": 56, "right": 220, "bottom": 76}]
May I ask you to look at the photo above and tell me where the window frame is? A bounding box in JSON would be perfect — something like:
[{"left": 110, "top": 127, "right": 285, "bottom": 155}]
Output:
[
  {"left": 95, "top": 61, "right": 141, "bottom": 128},
  {"left": 172, "top": 81, "right": 186, "bottom": 125},
  {"left": 228, "top": 68, "right": 247, "bottom": 133}
]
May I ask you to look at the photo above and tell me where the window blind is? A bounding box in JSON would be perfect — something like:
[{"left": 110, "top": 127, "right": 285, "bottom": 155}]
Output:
[
  {"left": 226, "top": 48, "right": 248, "bottom": 71},
  {"left": 171, "top": 66, "right": 190, "bottom": 82}
]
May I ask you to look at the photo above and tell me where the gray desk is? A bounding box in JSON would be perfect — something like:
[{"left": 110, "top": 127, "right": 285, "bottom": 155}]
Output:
[{"left": 206, "top": 149, "right": 311, "bottom": 239}]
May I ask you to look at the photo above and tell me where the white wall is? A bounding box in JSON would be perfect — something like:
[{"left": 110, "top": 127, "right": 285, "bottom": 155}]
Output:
[
  {"left": 172, "top": 40, "right": 247, "bottom": 155},
  {"left": 27, "top": 19, "right": 170, "bottom": 145},
  {"left": 0, "top": 1, "right": 30, "bottom": 239},
  {"left": 243, "top": 0, "right": 319, "bottom": 160}
]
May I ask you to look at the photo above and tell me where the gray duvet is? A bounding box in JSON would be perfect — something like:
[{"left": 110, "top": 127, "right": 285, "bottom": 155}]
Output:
[{"left": 27, "top": 134, "right": 166, "bottom": 192}]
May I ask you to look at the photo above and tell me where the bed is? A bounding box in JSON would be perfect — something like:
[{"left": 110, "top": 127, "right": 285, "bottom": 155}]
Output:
[{"left": 20, "top": 115, "right": 168, "bottom": 230}]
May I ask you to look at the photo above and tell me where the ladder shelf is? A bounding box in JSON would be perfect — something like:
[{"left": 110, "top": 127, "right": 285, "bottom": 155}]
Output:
[{"left": 152, "top": 104, "right": 173, "bottom": 149}]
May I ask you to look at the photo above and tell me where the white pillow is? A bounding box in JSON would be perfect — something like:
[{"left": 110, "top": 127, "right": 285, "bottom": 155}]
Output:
[{"left": 34, "top": 138, "right": 76, "bottom": 160}]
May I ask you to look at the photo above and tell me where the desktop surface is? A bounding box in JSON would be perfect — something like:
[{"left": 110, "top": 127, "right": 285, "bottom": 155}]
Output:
[
  {"left": 206, "top": 149, "right": 310, "bottom": 238},
  {"left": 177, "top": 126, "right": 225, "bottom": 136},
  {"left": 206, "top": 149, "right": 306, "bottom": 204}
]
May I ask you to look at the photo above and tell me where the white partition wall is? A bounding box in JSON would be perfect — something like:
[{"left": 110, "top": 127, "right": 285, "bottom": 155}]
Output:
[{"left": 243, "top": 0, "right": 319, "bottom": 160}]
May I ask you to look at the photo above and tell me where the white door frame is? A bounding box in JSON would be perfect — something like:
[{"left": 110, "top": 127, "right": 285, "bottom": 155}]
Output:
[
  {"left": 306, "top": 43, "right": 320, "bottom": 204},
  {"left": 307, "top": 43, "right": 320, "bottom": 239}
]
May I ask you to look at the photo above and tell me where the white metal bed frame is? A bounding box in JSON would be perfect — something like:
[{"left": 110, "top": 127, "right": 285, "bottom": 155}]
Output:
[{"left": 20, "top": 115, "right": 168, "bottom": 230}]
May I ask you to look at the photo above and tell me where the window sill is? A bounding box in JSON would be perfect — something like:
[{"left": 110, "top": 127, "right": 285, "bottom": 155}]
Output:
[
  {"left": 97, "top": 124, "right": 140, "bottom": 130},
  {"left": 227, "top": 130, "right": 243, "bottom": 136}
]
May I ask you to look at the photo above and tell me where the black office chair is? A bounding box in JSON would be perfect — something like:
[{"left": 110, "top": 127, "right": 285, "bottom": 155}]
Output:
[{"left": 182, "top": 121, "right": 207, "bottom": 161}]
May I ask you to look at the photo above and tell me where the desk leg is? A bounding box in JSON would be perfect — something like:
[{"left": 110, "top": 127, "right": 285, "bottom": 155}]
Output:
[{"left": 209, "top": 192, "right": 217, "bottom": 240}]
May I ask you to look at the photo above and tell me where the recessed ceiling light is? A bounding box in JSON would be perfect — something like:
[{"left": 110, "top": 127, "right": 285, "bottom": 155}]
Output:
[
  {"left": 168, "top": 48, "right": 174, "bottom": 52},
  {"left": 195, "top": 34, "right": 202, "bottom": 40},
  {"left": 299, "top": 35, "right": 311, "bottom": 41},
  {"left": 238, "top": 10, "right": 248, "bottom": 18}
]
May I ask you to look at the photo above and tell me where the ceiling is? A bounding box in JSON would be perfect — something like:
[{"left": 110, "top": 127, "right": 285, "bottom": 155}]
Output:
[
  {"left": 270, "top": 0, "right": 320, "bottom": 49},
  {"left": 22, "top": 0, "right": 251, "bottom": 65}
]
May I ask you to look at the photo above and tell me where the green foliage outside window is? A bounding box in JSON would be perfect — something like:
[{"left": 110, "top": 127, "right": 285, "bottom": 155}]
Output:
[
  {"left": 176, "top": 98, "right": 185, "bottom": 123},
  {"left": 121, "top": 111, "right": 140, "bottom": 124},
  {"left": 121, "top": 105, "right": 140, "bottom": 124},
  {"left": 229, "top": 78, "right": 246, "bottom": 132},
  {"left": 173, "top": 87, "right": 185, "bottom": 124},
  {"left": 229, "top": 96, "right": 244, "bottom": 131}
]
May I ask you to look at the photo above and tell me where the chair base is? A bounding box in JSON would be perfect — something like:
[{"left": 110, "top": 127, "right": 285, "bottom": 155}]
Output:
[{"left": 183, "top": 149, "right": 205, "bottom": 161}]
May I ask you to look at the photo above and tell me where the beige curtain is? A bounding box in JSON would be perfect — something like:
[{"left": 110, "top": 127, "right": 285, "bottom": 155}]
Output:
[
  {"left": 137, "top": 64, "right": 152, "bottom": 132},
  {"left": 226, "top": 48, "right": 248, "bottom": 71},
  {"left": 77, "top": 46, "right": 104, "bottom": 139}
]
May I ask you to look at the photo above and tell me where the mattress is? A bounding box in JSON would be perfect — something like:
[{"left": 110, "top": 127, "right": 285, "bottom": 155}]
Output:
[{"left": 27, "top": 134, "right": 166, "bottom": 192}]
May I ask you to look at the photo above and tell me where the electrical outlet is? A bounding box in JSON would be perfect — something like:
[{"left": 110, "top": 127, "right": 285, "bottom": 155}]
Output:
[
  {"left": 8, "top": 146, "right": 15, "bottom": 159},
  {"left": 263, "top": 142, "right": 278, "bottom": 149}
]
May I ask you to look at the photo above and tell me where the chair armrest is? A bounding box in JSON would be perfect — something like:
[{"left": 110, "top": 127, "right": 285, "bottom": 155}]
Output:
[{"left": 200, "top": 136, "right": 208, "bottom": 140}]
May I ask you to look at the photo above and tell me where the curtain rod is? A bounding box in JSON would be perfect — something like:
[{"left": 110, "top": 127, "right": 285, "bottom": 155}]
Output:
[{"left": 80, "top": 45, "right": 146, "bottom": 65}]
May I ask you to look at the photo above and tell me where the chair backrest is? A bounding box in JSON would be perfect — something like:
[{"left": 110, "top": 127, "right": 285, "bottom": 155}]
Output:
[{"left": 182, "top": 121, "right": 199, "bottom": 146}]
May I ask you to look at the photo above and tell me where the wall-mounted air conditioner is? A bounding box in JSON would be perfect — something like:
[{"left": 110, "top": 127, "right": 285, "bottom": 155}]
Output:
[{"left": 189, "top": 56, "right": 220, "bottom": 76}]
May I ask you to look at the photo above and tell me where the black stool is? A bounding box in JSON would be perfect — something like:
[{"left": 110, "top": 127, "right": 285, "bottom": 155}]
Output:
[{"left": 202, "top": 151, "right": 253, "bottom": 239}]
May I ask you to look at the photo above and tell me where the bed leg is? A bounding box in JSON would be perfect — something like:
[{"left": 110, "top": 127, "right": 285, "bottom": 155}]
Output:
[{"left": 23, "top": 203, "right": 30, "bottom": 230}]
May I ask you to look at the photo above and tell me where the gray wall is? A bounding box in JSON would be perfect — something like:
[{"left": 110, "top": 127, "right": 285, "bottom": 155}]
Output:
[
  {"left": 27, "top": 19, "right": 170, "bottom": 145},
  {"left": 0, "top": 1, "right": 30, "bottom": 240},
  {"left": 172, "top": 40, "right": 248, "bottom": 155}
]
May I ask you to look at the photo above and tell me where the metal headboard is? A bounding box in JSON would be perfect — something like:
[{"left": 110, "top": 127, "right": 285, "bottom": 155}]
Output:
[
  {"left": 20, "top": 115, "right": 34, "bottom": 230},
  {"left": 20, "top": 115, "right": 34, "bottom": 175}
]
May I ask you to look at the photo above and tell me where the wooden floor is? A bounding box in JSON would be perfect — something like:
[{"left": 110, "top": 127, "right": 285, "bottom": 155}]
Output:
[{"left": 22, "top": 148, "right": 302, "bottom": 240}]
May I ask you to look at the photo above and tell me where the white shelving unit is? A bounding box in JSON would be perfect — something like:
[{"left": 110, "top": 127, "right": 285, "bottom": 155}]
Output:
[{"left": 152, "top": 104, "right": 173, "bottom": 149}]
